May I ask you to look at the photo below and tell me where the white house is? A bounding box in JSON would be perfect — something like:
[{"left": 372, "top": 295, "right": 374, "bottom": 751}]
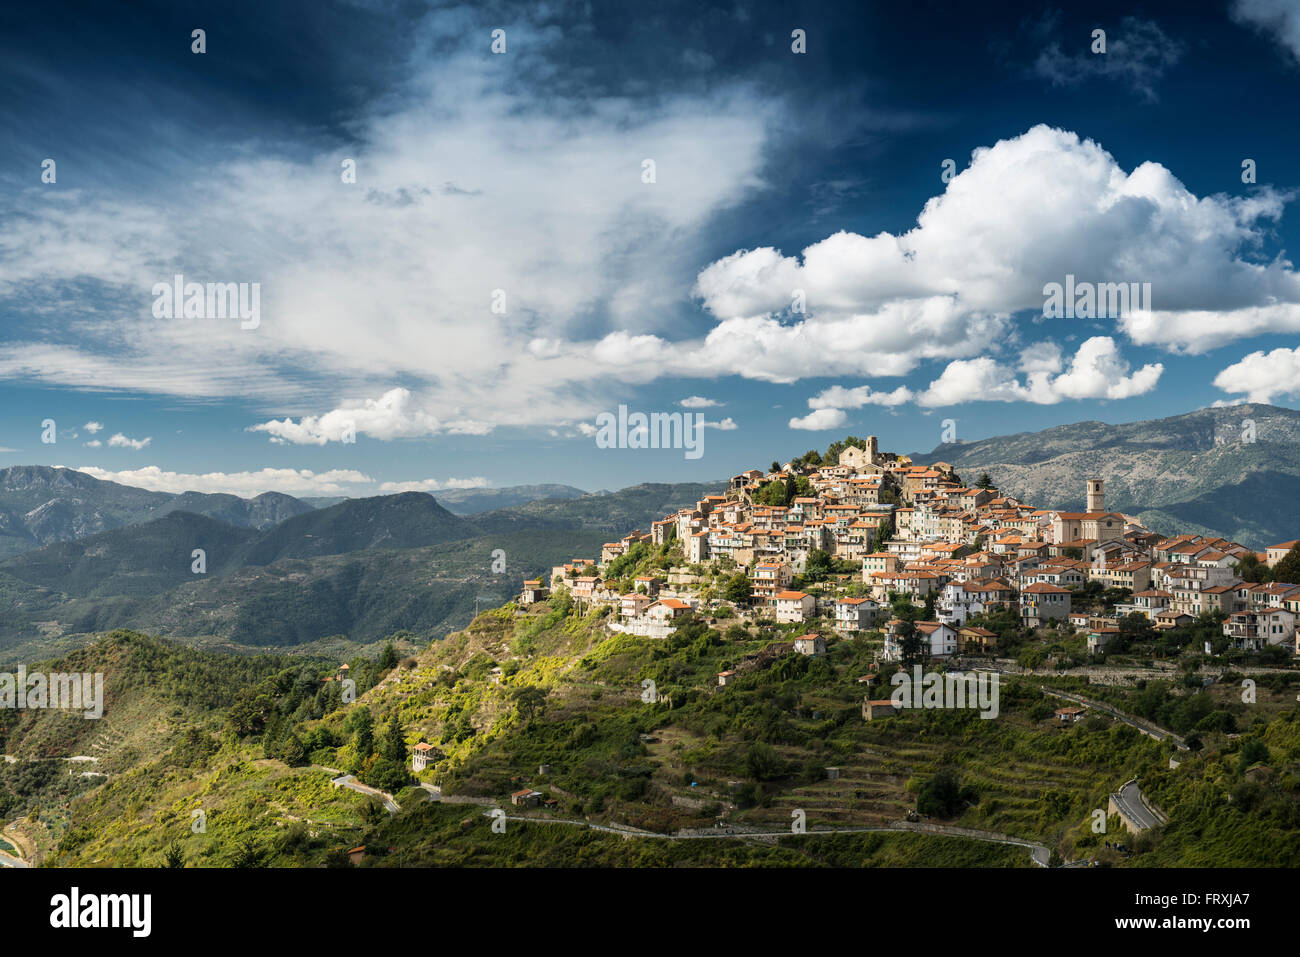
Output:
[
  {"left": 882, "top": 620, "right": 958, "bottom": 660},
  {"left": 834, "top": 597, "right": 878, "bottom": 633},
  {"left": 774, "top": 590, "right": 815, "bottom": 623},
  {"left": 793, "top": 632, "right": 827, "bottom": 656}
]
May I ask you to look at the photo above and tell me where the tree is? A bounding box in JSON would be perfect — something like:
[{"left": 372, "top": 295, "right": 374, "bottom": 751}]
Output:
[
  {"left": 870, "top": 519, "right": 892, "bottom": 554},
  {"left": 745, "top": 742, "right": 787, "bottom": 781},
  {"left": 380, "top": 714, "right": 406, "bottom": 763},
  {"left": 897, "top": 619, "right": 926, "bottom": 665},
  {"left": 349, "top": 706, "right": 375, "bottom": 760},
  {"left": 804, "top": 549, "right": 833, "bottom": 582},
  {"left": 1271, "top": 545, "right": 1300, "bottom": 585},
  {"left": 162, "top": 841, "right": 185, "bottom": 869},
  {"left": 281, "top": 734, "right": 308, "bottom": 767},
  {"left": 365, "top": 757, "right": 411, "bottom": 793},
  {"left": 757, "top": 480, "right": 790, "bottom": 507},
  {"left": 1238, "top": 738, "right": 1270, "bottom": 773},
  {"left": 379, "top": 642, "right": 399, "bottom": 671},
  {"left": 511, "top": 685, "right": 549, "bottom": 722},
  {"left": 916, "top": 769, "right": 976, "bottom": 818},
  {"left": 922, "top": 591, "right": 938, "bottom": 621},
  {"left": 975, "top": 472, "right": 994, "bottom": 490},
  {"left": 723, "top": 572, "right": 752, "bottom": 604},
  {"left": 1115, "top": 612, "right": 1157, "bottom": 652},
  {"left": 1234, "top": 553, "right": 1270, "bottom": 583},
  {"left": 770, "top": 460, "right": 781, "bottom": 473}
]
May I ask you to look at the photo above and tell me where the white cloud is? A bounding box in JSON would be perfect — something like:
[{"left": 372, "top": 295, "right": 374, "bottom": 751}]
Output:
[
  {"left": 251, "top": 388, "right": 442, "bottom": 445},
  {"left": 83, "top": 421, "right": 103, "bottom": 433},
  {"left": 788, "top": 408, "right": 848, "bottom": 431},
  {"left": 913, "top": 337, "right": 1162, "bottom": 406},
  {"left": 680, "top": 396, "right": 721, "bottom": 408},
  {"left": 7, "top": 106, "right": 1294, "bottom": 423},
  {"left": 376, "top": 477, "right": 491, "bottom": 493},
  {"left": 807, "top": 384, "right": 914, "bottom": 409},
  {"left": 702, "top": 417, "right": 738, "bottom": 430},
  {"left": 1121, "top": 303, "right": 1300, "bottom": 355},
  {"left": 1232, "top": 0, "right": 1300, "bottom": 62},
  {"left": 802, "top": 338, "right": 1160, "bottom": 411},
  {"left": 558, "top": 124, "right": 1300, "bottom": 386},
  {"left": 1213, "top": 347, "right": 1300, "bottom": 403},
  {"left": 107, "top": 433, "right": 151, "bottom": 450},
  {"left": 1048, "top": 337, "right": 1164, "bottom": 400},
  {"left": 72, "top": 466, "right": 372, "bottom": 496},
  {"left": 0, "top": 12, "right": 776, "bottom": 435},
  {"left": 84, "top": 439, "right": 102, "bottom": 448}
]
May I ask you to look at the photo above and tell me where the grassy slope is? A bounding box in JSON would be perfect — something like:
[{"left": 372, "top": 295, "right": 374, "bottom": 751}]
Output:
[{"left": 26, "top": 606, "right": 1300, "bottom": 867}]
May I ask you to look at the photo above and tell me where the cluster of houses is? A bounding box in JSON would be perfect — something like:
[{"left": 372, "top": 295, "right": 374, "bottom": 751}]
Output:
[{"left": 520, "top": 436, "right": 1300, "bottom": 660}]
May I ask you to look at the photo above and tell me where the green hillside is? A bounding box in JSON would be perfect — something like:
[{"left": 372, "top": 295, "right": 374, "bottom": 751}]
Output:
[{"left": 27, "top": 603, "right": 1300, "bottom": 868}]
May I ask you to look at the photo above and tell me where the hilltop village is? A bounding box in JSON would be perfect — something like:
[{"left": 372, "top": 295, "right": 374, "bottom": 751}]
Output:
[{"left": 521, "top": 436, "right": 1300, "bottom": 663}]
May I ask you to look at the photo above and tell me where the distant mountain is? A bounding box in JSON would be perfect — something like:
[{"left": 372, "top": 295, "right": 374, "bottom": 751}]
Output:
[
  {"left": 240, "top": 492, "right": 470, "bottom": 565},
  {"left": 0, "top": 511, "right": 258, "bottom": 598},
  {"left": 917, "top": 403, "right": 1300, "bottom": 548},
  {"left": 467, "top": 482, "right": 723, "bottom": 536},
  {"left": 300, "top": 484, "right": 589, "bottom": 515},
  {"left": 0, "top": 480, "right": 716, "bottom": 655},
  {"left": 430, "top": 483, "right": 586, "bottom": 515},
  {"left": 0, "top": 466, "right": 314, "bottom": 560}
]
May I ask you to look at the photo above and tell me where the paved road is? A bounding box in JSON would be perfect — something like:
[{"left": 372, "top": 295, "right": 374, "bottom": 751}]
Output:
[
  {"left": 0, "top": 849, "right": 29, "bottom": 868},
  {"left": 1112, "top": 780, "right": 1162, "bottom": 831},
  {"left": 330, "top": 774, "right": 400, "bottom": 814},
  {"left": 480, "top": 811, "right": 1052, "bottom": 865},
  {"left": 1042, "top": 688, "right": 1187, "bottom": 750}
]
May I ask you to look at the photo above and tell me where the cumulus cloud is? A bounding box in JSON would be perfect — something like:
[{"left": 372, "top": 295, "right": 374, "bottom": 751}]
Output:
[
  {"left": 555, "top": 124, "right": 1299, "bottom": 387},
  {"left": 789, "top": 408, "right": 849, "bottom": 431},
  {"left": 1232, "top": 0, "right": 1300, "bottom": 62},
  {"left": 916, "top": 337, "right": 1161, "bottom": 406},
  {"left": 807, "top": 384, "right": 914, "bottom": 409},
  {"left": 72, "top": 466, "right": 372, "bottom": 496},
  {"left": 804, "top": 337, "right": 1161, "bottom": 414},
  {"left": 702, "top": 417, "right": 738, "bottom": 430},
  {"left": 250, "top": 388, "right": 442, "bottom": 445},
  {"left": 83, "top": 421, "right": 103, "bottom": 433},
  {"left": 1213, "top": 347, "right": 1300, "bottom": 403},
  {"left": 680, "top": 396, "right": 721, "bottom": 408},
  {"left": 107, "top": 433, "right": 151, "bottom": 450}
]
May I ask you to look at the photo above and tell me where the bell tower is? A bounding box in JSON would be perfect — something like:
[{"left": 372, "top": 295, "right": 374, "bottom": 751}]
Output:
[{"left": 1086, "top": 478, "right": 1104, "bottom": 513}]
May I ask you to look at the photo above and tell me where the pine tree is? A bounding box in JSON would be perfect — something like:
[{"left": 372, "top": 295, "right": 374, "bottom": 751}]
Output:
[{"left": 380, "top": 714, "right": 406, "bottom": 763}]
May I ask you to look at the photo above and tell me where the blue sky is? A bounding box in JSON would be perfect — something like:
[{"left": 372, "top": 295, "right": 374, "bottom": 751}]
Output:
[{"left": 3, "top": 0, "right": 1300, "bottom": 496}]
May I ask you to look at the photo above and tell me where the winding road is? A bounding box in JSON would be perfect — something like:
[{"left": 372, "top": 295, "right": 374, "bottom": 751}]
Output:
[{"left": 479, "top": 810, "right": 1052, "bottom": 866}]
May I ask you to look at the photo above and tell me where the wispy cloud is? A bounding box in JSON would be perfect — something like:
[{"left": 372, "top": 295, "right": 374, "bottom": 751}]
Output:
[
  {"left": 107, "top": 432, "right": 151, "bottom": 450},
  {"left": 71, "top": 465, "right": 372, "bottom": 496}
]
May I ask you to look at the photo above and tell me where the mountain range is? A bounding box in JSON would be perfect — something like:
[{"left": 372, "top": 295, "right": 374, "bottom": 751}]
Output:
[
  {"left": 0, "top": 474, "right": 718, "bottom": 660},
  {"left": 3, "top": 402, "right": 1299, "bottom": 659},
  {"left": 918, "top": 403, "right": 1300, "bottom": 549},
  {"left": 0, "top": 468, "right": 589, "bottom": 563}
]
